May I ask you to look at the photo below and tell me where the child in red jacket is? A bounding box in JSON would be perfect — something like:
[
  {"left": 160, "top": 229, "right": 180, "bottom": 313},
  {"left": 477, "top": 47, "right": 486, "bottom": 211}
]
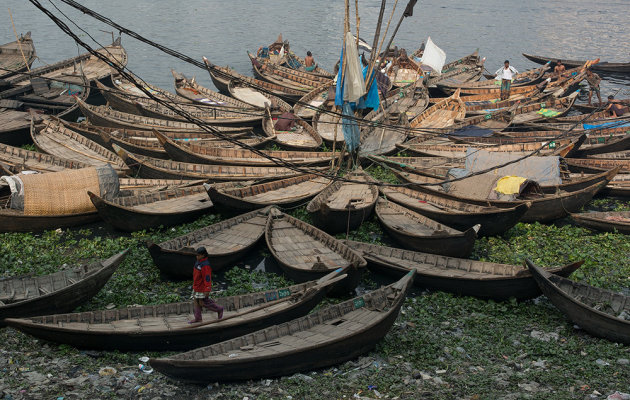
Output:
[{"left": 189, "top": 247, "right": 224, "bottom": 324}]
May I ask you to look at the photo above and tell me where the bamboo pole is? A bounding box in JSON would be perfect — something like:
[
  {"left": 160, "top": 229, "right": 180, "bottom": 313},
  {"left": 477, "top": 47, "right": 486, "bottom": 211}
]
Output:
[{"left": 8, "top": 8, "right": 31, "bottom": 73}]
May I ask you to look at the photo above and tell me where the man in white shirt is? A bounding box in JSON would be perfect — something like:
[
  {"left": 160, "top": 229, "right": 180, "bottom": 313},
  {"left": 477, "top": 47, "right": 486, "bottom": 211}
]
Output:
[{"left": 495, "top": 60, "right": 519, "bottom": 100}]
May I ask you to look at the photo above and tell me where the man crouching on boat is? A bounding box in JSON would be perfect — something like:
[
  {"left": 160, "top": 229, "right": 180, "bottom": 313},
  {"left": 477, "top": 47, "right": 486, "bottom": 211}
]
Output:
[
  {"left": 496, "top": 60, "right": 519, "bottom": 100},
  {"left": 189, "top": 247, "right": 224, "bottom": 324}
]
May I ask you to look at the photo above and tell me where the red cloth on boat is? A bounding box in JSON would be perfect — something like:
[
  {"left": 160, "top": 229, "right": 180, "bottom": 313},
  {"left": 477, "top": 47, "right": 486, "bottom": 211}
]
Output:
[{"left": 274, "top": 112, "right": 296, "bottom": 131}]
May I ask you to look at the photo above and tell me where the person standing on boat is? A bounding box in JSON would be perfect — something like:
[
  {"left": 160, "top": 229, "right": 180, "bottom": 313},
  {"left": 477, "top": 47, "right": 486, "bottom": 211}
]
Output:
[
  {"left": 586, "top": 69, "right": 602, "bottom": 106},
  {"left": 189, "top": 247, "right": 224, "bottom": 324},
  {"left": 495, "top": 60, "right": 519, "bottom": 100},
  {"left": 554, "top": 60, "right": 566, "bottom": 76},
  {"left": 305, "top": 51, "right": 316, "bottom": 72}
]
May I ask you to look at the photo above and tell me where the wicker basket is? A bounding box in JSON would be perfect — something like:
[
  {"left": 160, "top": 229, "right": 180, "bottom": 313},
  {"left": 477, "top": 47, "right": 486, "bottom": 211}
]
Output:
[{"left": 22, "top": 168, "right": 102, "bottom": 216}]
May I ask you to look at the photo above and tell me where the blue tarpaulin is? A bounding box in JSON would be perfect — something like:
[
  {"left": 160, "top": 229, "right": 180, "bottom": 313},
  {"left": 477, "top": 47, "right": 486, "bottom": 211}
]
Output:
[
  {"left": 341, "top": 102, "right": 361, "bottom": 152},
  {"left": 335, "top": 48, "right": 380, "bottom": 110}
]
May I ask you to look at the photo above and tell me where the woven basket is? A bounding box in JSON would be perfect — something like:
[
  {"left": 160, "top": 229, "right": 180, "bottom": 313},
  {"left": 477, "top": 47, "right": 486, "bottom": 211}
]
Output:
[{"left": 22, "top": 168, "right": 101, "bottom": 216}]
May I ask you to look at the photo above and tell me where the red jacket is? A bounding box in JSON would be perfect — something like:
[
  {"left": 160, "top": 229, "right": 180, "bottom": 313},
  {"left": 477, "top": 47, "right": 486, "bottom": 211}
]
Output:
[{"left": 192, "top": 257, "right": 212, "bottom": 292}]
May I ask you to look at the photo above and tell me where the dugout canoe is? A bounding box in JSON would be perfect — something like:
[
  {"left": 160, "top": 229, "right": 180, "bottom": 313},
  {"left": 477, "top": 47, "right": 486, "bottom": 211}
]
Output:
[
  {"left": 306, "top": 169, "right": 379, "bottom": 233},
  {"left": 346, "top": 240, "right": 582, "bottom": 301},
  {"left": 0, "top": 32, "right": 36, "bottom": 79},
  {"left": 88, "top": 186, "right": 213, "bottom": 232},
  {"left": 379, "top": 185, "right": 529, "bottom": 236},
  {"left": 262, "top": 111, "right": 323, "bottom": 150},
  {"left": 4, "top": 270, "right": 343, "bottom": 351},
  {"left": 526, "top": 260, "right": 630, "bottom": 344},
  {"left": 265, "top": 207, "right": 367, "bottom": 295},
  {"left": 172, "top": 70, "right": 256, "bottom": 109},
  {"left": 148, "top": 270, "right": 414, "bottom": 382},
  {"left": 375, "top": 198, "right": 479, "bottom": 258},
  {"left": 206, "top": 174, "right": 331, "bottom": 212},
  {"left": 147, "top": 207, "right": 270, "bottom": 279},
  {"left": 0, "top": 250, "right": 127, "bottom": 326},
  {"left": 75, "top": 97, "right": 251, "bottom": 135},
  {"left": 522, "top": 53, "right": 630, "bottom": 74},
  {"left": 570, "top": 211, "right": 630, "bottom": 235},
  {"left": 409, "top": 89, "right": 466, "bottom": 129},
  {"left": 154, "top": 130, "right": 330, "bottom": 167},
  {"left": 30, "top": 118, "right": 128, "bottom": 173}
]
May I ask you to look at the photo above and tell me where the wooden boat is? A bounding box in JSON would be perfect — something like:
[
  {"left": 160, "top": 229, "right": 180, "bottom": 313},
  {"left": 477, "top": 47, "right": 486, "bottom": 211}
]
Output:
[
  {"left": 0, "top": 108, "right": 32, "bottom": 146},
  {"left": 526, "top": 260, "right": 630, "bottom": 344},
  {"left": 58, "top": 119, "right": 269, "bottom": 159},
  {"left": 99, "top": 76, "right": 265, "bottom": 126},
  {"left": 410, "top": 178, "right": 608, "bottom": 223},
  {"left": 1, "top": 73, "right": 90, "bottom": 122},
  {"left": 97, "top": 76, "right": 184, "bottom": 115},
  {"left": 227, "top": 79, "right": 292, "bottom": 111},
  {"left": 155, "top": 130, "right": 331, "bottom": 167},
  {"left": 133, "top": 96, "right": 264, "bottom": 126},
  {"left": 283, "top": 50, "right": 334, "bottom": 78},
  {"left": 574, "top": 99, "right": 630, "bottom": 114},
  {"left": 0, "top": 251, "right": 128, "bottom": 326},
  {"left": 203, "top": 57, "right": 304, "bottom": 103},
  {"left": 386, "top": 82, "right": 430, "bottom": 121},
  {"left": 148, "top": 271, "right": 414, "bottom": 382},
  {"left": 7, "top": 38, "right": 127, "bottom": 87},
  {"left": 436, "top": 63, "right": 550, "bottom": 95},
  {"left": 510, "top": 91, "right": 580, "bottom": 125},
  {"left": 265, "top": 208, "right": 367, "bottom": 295},
  {"left": 4, "top": 270, "right": 344, "bottom": 351},
  {"left": 262, "top": 111, "right": 323, "bottom": 150},
  {"left": 359, "top": 114, "right": 409, "bottom": 156},
  {"left": 207, "top": 174, "right": 331, "bottom": 212},
  {"left": 463, "top": 92, "right": 542, "bottom": 115},
  {"left": 426, "top": 50, "right": 485, "bottom": 86},
  {"left": 31, "top": 118, "right": 128, "bottom": 173},
  {"left": 147, "top": 208, "right": 270, "bottom": 279},
  {"left": 0, "top": 32, "right": 36, "bottom": 79},
  {"left": 572, "top": 134, "right": 630, "bottom": 157},
  {"left": 312, "top": 107, "right": 345, "bottom": 145},
  {"left": 171, "top": 70, "right": 256, "bottom": 109},
  {"left": 571, "top": 211, "right": 630, "bottom": 235},
  {"left": 386, "top": 52, "right": 424, "bottom": 87},
  {"left": 118, "top": 178, "right": 205, "bottom": 191},
  {"left": 398, "top": 136, "right": 582, "bottom": 158},
  {"left": 523, "top": 53, "right": 630, "bottom": 74},
  {"left": 248, "top": 52, "right": 324, "bottom": 91},
  {"left": 567, "top": 158, "right": 630, "bottom": 174},
  {"left": 89, "top": 186, "right": 213, "bottom": 232},
  {"left": 0, "top": 142, "right": 89, "bottom": 174},
  {"left": 347, "top": 240, "right": 582, "bottom": 301},
  {"left": 380, "top": 185, "right": 529, "bottom": 236},
  {"left": 293, "top": 82, "right": 334, "bottom": 119},
  {"left": 409, "top": 89, "right": 466, "bottom": 130},
  {"left": 375, "top": 198, "right": 479, "bottom": 258},
  {"left": 115, "top": 145, "right": 311, "bottom": 181},
  {"left": 75, "top": 97, "right": 251, "bottom": 135},
  {"left": 306, "top": 170, "right": 379, "bottom": 233}
]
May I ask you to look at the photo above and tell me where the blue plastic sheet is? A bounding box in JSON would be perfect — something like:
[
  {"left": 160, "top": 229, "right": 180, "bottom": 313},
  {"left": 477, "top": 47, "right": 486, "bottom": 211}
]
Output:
[{"left": 341, "top": 102, "right": 361, "bottom": 152}]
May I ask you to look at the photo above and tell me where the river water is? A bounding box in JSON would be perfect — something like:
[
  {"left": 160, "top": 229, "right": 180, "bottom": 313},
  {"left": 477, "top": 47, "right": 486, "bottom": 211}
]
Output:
[{"left": 4, "top": 0, "right": 629, "bottom": 99}]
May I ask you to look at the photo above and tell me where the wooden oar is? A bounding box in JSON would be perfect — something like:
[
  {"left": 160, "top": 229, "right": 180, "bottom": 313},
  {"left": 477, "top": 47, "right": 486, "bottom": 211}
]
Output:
[{"left": 182, "top": 270, "right": 347, "bottom": 329}]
